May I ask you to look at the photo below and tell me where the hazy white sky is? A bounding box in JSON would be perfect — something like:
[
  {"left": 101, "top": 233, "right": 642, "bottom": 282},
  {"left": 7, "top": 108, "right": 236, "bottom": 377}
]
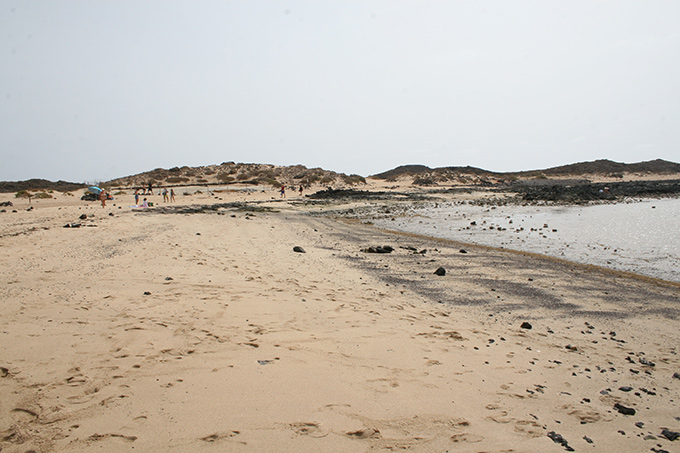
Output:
[{"left": 2, "top": 1, "right": 679, "bottom": 182}]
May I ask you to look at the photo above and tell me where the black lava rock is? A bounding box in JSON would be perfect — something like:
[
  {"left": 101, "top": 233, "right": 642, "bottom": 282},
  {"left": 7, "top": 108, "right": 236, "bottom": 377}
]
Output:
[
  {"left": 293, "top": 246, "right": 306, "bottom": 253},
  {"left": 433, "top": 267, "right": 446, "bottom": 276},
  {"left": 547, "top": 431, "right": 574, "bottom": 451},
  {"left": 639, "top": 357, "right": 655, "bottom": 367},
  {"left": 614, "top": 403, "right": 636, "bottom": 415},
  {"left": 362, "top": 246, "right": 394, "bottom": 254},
  {"left": 520, "top": 322, "right": 532, "bottom": 330},
  {"left": 661, "top": 428, "right": 680, "bottom": 441}
]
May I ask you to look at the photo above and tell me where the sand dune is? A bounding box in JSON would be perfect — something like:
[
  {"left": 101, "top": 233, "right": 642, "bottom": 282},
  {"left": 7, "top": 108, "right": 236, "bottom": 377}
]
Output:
[{"left": 1, "top": 188, "right": 679, "bottom": 452}]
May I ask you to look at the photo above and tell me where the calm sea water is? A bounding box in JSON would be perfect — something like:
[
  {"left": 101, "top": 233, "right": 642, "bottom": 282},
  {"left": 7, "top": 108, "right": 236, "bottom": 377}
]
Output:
[{"left": 372, "top": 198, "right": 680, "bottom": 283}]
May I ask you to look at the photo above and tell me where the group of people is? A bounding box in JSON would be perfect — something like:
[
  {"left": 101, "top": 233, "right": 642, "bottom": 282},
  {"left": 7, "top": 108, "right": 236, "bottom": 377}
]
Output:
[
  {"left": 280, "top": 185, "right": 304, "bottom": 198},
  {"left": 98, "top": 183, "right": 309, "bottom": 208},
  {"left": 134, "top": 187, "right": 175, "bottom": 207}
]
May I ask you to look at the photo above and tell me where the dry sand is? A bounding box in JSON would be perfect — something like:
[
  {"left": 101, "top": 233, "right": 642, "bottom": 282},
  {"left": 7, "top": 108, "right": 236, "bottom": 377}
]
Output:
[{"left": 1, "top": 187, "right": 679, "bottom": 452}]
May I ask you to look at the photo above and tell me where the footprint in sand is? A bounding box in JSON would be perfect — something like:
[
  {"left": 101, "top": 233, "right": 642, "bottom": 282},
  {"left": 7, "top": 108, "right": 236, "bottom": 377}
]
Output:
[
  {"left": 289, "top": 422, "right": 329, "bottom": 438},
  {"left": 451, "top": 433, "right": 484, "bottom": 443},
  {"left": 346, "top": 428, "right": 382, "bottom": 439},
  {"left": 513, "top": 419, "right": 544, "bottom": 437},
  {"left": 563, "top": 404, "right": 611, "bottom": 424},
  {"left": 11, "top": 407, "right": 39, "bottom": 422},
  {"left": 200, "top": 431, "right": 243, "bottom": 443},
  {"left": 485, "top": 404, "right": 513, "bottom": 424},
  {"left": 87, "top": 433, "right": 138, "bottom": 443}
]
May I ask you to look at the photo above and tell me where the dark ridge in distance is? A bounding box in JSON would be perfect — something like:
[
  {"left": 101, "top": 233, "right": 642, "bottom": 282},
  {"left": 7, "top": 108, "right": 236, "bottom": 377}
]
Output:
[
  {"left": 0, "top": 179, "right": 84, "bottom": 193},
  {"left": 371, "top": 158, "right": 680, "bottom": 180}
]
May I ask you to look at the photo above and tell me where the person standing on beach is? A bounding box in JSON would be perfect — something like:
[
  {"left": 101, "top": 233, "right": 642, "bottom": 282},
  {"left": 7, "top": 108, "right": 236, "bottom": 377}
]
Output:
[
  {"left": 280, "top": 185, "right": 286, "bottom": 198},
  {"left": 162, "top": 187, "right": 169, "bottom": 202},
  {"left": 99, "top": 190, "right": 106, "bottom": 208},
  {"left": 148, "top": 183, "right": 153, "bottom": 195},
  {"left": 170, "top": 188, "right": 176, "bottom": 203},
  {"left": 134, "top": 189, "right": 140, "bottom": 206},
  {"left": 299, "top": 185, "right": 303, "bottom": 197}
]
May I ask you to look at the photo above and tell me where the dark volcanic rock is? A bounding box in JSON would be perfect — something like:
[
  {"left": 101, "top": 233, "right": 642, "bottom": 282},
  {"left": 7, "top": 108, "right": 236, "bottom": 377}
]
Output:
[
  {"left": 308, "top": 188, "right": 426, "bottom": 201},
  {"left": 293, "top": 246, "right": 306, "bottom": 253},
  {"left": 309, "top": 189, "right": 395, "bottom": 200},
  {"left": 362, "top": 246, "right": 394, "bottom": 254},
  {"left": 661, "top": 428, "right": 680, "bottom": 441},
  {"left": 433, "top": 267, "right": 446, "bottom": 276},
  {"left": 614, "top": 403, "right": 636, "bottom": 415},
  {"left": 547, "top": 431, "right": 574, "bottom": 451},
  {"left": 514, "top": 179, "right": 680, "bottom": 203},
  {"left": 639, "top": 357, "right": 655, "bottom": 367},
  {"left": 520, "top": 322, "right": 532, "bottom": 330}
]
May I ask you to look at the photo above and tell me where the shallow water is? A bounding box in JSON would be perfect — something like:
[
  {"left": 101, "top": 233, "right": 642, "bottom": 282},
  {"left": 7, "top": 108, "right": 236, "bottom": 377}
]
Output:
[{"left": 373, "top": 198, "right": 680, "bottom": 283}]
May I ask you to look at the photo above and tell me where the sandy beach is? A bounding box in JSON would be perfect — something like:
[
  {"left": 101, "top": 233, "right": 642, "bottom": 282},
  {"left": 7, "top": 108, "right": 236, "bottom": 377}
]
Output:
[{"left": 1, "top": 187, "right": 679, "bottom": 452}]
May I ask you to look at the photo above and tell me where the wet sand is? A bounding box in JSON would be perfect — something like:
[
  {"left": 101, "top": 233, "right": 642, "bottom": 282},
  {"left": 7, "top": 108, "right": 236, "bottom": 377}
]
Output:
[{"left": 1, "top": 188, "right": 679, "bottom": 452}]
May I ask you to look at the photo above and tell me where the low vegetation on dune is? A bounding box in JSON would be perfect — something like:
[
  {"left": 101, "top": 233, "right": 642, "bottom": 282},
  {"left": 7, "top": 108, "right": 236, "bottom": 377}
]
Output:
[
  {"left": 105, "top": 162, "right": 367, "bottom": 189},
  {"left": 14, "top": 189, "right": 53, "bottom": 199}
]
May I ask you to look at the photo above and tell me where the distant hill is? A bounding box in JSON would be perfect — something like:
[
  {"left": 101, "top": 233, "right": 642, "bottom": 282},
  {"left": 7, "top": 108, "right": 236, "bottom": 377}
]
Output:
[
  {"left": 372, "top": 164, "right": 503, "bottom": 186},
  {"left": 371, "top": 165, "right": 432, "bottom": 180},
  {"left": 516, "top": 159, "right": 680, "bottom": 177},
  {"left": 0, "top": 179, "right": 84, "bottom": 193},
  {"left": 105, "top": 162, "right": 366, "bottom": 189},
  {"left": 371, "top": 159, "right": 680, "bottom": 185}
]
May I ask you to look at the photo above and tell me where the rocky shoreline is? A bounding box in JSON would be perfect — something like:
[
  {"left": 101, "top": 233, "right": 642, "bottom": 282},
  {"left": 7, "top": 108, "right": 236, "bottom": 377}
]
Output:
[
  {"left": 506, "top": 178, "right": 680, "bottom": 204},
  {"left": 301, "top": 178, "right": 680, "bottom": 206}
]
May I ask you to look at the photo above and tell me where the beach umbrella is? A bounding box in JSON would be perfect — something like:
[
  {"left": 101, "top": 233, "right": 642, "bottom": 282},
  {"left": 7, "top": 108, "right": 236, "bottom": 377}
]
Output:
[{"left": 88, "top": 186, "right": 103, "bottom": 194}]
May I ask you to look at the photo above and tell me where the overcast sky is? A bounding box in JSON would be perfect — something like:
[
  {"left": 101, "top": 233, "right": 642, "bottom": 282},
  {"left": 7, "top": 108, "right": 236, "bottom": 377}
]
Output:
[{"left": 2, "top": 1, "right": 679, "bottom": 182}]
